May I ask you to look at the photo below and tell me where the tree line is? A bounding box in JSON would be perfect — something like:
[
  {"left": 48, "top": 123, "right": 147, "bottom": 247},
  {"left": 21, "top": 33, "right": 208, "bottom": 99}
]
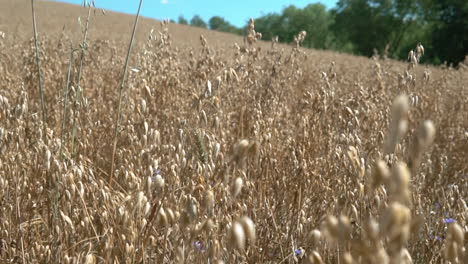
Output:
[{"left": 177, "top": 0, "right": 467, "bottom": 66}]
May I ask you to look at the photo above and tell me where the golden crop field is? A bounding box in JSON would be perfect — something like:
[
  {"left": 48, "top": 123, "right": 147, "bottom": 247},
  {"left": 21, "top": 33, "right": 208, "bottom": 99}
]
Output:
[{"left": 0, "top": 0, "right": 467, "bottom": 263}]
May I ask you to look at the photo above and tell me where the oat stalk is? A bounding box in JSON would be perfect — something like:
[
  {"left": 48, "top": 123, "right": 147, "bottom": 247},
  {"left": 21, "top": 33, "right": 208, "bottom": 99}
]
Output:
[
  {"left": 31, "top": 0, "right": 47, "bottom": 124},
  {"left": 109, "top": 0, "right": 144, "bottom": 184},
  {"left": 60, "top": 43, "right": 75, "bottom": 157},
  {"left": 71, "top": 4, "right": 93, "bottom": 156}
]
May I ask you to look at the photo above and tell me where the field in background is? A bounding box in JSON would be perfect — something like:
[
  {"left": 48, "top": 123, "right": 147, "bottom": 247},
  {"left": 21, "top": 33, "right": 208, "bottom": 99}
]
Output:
[{"left": 0, "top": 0, "right": 467, "bottom": 263}]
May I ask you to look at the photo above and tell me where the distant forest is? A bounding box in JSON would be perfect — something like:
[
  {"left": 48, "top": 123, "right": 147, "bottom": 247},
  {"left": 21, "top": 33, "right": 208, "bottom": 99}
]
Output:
[{"left": 176, "top": 0, "right": 467, "bottom": 66}]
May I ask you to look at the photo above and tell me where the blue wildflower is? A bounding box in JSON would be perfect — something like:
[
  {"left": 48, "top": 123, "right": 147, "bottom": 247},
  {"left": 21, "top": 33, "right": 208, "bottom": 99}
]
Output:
[
  {"left": 429, "top": 233, "right": 443, "bottom": 241},
  {"left": 153, "top": 168, "right": 161, "bottom": 177},
  {"left": 444, "top": 218, "right": 455, "bottom": 224},
  {"left": 151, "top": 168, "right": 162, "bottom": 182},
  {"left": 294, "top": 249, "right": 302, "bottom": 256},
  {"left": 193, "top": 241, "right": 204, "bottom": 252}
]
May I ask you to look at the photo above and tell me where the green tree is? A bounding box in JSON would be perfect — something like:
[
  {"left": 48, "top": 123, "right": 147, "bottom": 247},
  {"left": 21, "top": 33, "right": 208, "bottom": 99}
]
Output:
[
  {"left": 331, "top": 0, "right": 424, "bottom": 57},
  {"left": 254, "top": 13, "right": 283, "bottom": 41},
  {"left": 208, "top": 16, "right": 241, "bottom": 34},
  {"left": 254, "top": 4, "right": 335, "bottom": 49},
  {"left": 178, "top": 15, "right": 188, "bottom": 25},
  {"left": 209, "top": 16, "right": 228, "bottom": 30},
  {"left": 424, "top": 0, "right": 468, "bottom": 65},
  {"left": 190, "top": 15, "right": 207, "bottom": 28},
  {"left": 289, "top": 4, "right": 335, "bottom": 49}
]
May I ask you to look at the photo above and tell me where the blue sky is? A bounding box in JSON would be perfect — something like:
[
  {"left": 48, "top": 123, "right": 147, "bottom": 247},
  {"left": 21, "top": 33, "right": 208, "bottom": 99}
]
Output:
[{"left": 55, "top": 0, "right": 339, "bottom": 27}]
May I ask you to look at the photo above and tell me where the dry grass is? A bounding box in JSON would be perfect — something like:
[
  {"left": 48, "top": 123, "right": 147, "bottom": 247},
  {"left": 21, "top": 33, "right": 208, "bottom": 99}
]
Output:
[{"left": 0, "top": 1, "right": 467, "bottom": 263}]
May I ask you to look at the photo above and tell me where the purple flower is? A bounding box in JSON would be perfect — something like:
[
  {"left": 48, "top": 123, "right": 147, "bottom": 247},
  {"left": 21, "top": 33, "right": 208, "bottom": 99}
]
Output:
[
  {"left": 294, "top": 249, "right": 302, "bottom": 256},
  {"left": 444, "top": 218, "right": 455, "bottom": 224},
  {"left": 193, "top": 241, "right": 204, "bottom": 252},
  {"left": 429, "top": 234, "right": 443, "bottom": 241},
  {"left": 153, "top": 168, "right": 161, "bottom": 177},
  {"left": 151, "top": 168, "right": 162, "bottom": 182}
]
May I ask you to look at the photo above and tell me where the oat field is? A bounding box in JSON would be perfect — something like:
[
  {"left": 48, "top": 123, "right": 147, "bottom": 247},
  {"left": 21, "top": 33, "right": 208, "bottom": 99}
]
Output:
[{"left": 0, "top": 1, "right": 467, "bottom": 263}]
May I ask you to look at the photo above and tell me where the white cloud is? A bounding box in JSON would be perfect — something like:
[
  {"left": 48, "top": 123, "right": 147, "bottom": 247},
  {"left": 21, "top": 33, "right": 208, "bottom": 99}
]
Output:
[{"left": 160, "top": 0, "right": 169, "bottom": 4}]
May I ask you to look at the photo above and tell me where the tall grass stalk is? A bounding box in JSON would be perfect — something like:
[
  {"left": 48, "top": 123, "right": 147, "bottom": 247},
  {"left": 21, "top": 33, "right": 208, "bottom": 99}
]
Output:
[
  {"left": 109, "top": 0, "right": 144, "bottom": 184},
  {"left": 60, "top": 44, "right": 75, "bottom": 157},
  {"left": 31, "top": 0, "right": 47, "bottom": 124},
  {"left": 71, "top": 5, "right": 92, "bottom": 156}
]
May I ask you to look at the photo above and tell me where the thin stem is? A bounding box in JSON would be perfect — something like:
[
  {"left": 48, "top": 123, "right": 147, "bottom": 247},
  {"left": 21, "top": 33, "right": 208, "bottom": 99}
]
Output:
[
  {"left": 31, "top": 0, "right": 47, "bottom": 124},
  {"left": 60, "top": 44, "right": 75, "bottom": 157},
  {"left": 71, "top": 6, "right": 92, "bottom": 156},
  {"left": 109, "top": 0, "right": 144, "bottom": 184}
]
